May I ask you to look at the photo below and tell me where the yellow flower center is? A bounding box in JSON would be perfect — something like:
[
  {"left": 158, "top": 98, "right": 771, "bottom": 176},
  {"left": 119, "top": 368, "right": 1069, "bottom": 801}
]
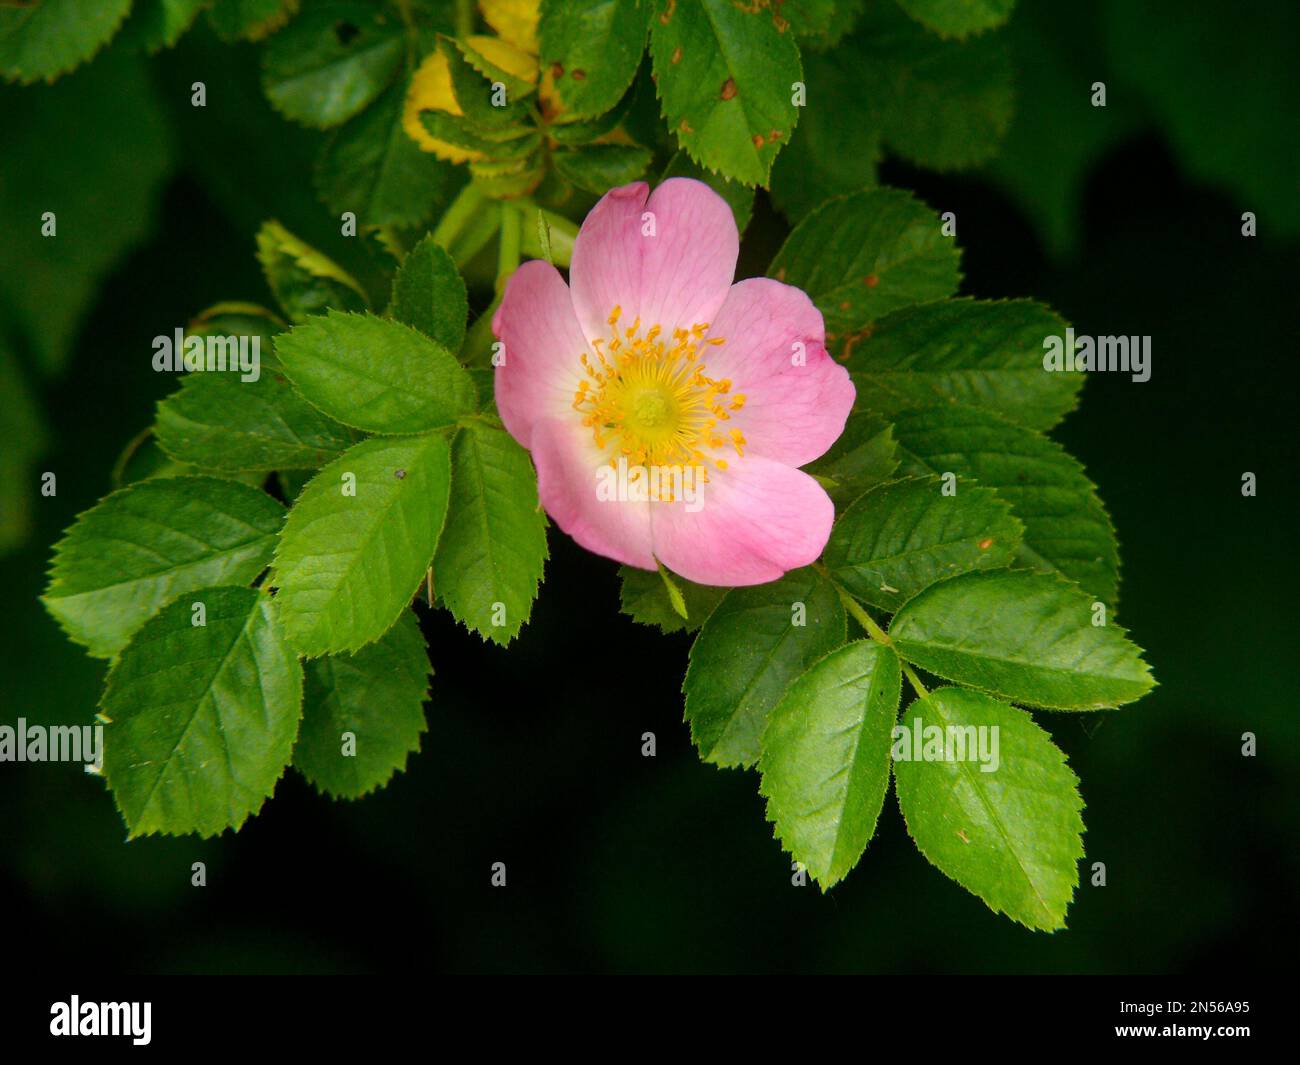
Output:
[{"left": 572, "top": 306, "right": 747, "bottom": 474}]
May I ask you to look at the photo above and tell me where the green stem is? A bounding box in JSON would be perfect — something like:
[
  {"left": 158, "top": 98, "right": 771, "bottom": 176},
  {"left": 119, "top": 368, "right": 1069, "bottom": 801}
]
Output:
[
  {"left": 496, "top": 200, "right": 522, "bottom": 295},
  {"left": 517, "top": 204, "right": 578, "bottom": 267},
  {"left": 822, "top": 566, "right": 931, "bottom": 699},
  {"left": 432, "top": 183, "right": 486, "bottom": 251}
]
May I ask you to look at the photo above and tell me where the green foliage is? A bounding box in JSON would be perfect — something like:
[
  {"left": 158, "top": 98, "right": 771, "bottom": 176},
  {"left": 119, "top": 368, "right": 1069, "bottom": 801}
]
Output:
[
  {"left": 768, "top": 188, "right": 962, "bottom": 341},
  {"left": 432, "top": 422, "right": 548, "bottom": 645},
  {"left": 256, "top": 220, "right": 369, "bottom": 322},
  {"left": 389, "top": 235, "right": 470, "bottom": 353},
  {"left": 261, "top": 0, "right": 406, "bottom": 128},
  {"left": 803, "top": 412, "right": 899, "bottom": 509},
  {"left": 649, "top": 0, "right": 802, "bottom": 185},
  {"left": 890, "top": 570, "right": 1154, "bottom": 709},
  {"left": 896, "top": 0, "right": 1017, "bottom": 39},
  {"left": 271, "top": 433, "right": 452, "bottom": 657},
  {"left": 273, "top": 311, "right": 477, "bottom": 434},
  {"left": 102, "top": 587, "right": 303, "bottom": 838},
  {"left": 0, "top": 0, "right": 131, "bottom": 84},
  {"left": 823, "top": 477, "right": 1023, "bottom": 611},
  {"left": 618, "top": 565, "right": 728, "bottom": 634},
  {"left": 294, "top": 612, "right": 431, "bottom": 798},
  {"left": 552, "top": 143, "right": 653, "bottom": 194},
  {"left": 843, "top": 298, "right": 1080, "bottom": 431},
  {"left": 539, "top": 0, "right": 647, "bottom": 119},
  {"left": 43, "top": 478, "right": 285, "bottom": 659},
  {"left": 684, "top": 568, "right": 845, "bottom": 767},
  {"left": 759, "top": 641, "right": 901, "bottom": 888},
  {"left": 894, "top": 686, "right": 1083, "bottom": 930}
]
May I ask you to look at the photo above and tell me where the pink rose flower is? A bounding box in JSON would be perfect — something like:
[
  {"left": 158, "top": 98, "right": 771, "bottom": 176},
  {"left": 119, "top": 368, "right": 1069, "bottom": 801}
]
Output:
[{"left": 492, "top": 178, "right": 855, "bottom": 586}]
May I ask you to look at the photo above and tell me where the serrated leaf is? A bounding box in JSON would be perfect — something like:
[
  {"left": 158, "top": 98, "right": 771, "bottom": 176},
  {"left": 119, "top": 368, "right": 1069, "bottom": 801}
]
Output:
[
  {"left": 767, "top": 188, "right": 961, "bottom": 342},
  {"left": 893, "top": 686, "right": 1083, "bottom": 931},
  {"left": 845, "top": 0, "right": 1013, "bottom": 169},
  {"left": 154, "top": 360, "right": 360, "bottom": 473},
  {"left": 539, "top": 0, "right": 648, "bottom": 119},
  {"left": 101, "top": 587, "right": 304, "bottom": 838},
  {"left": 389, "top": 235, "right": 469, "bottom": 354},
  {"left": 889, "top": 570, "right": 1155, "bottom": 709},
  {"left": 43, "top": 478, "right": 285, "bottom": 659},
  {"left": 272, "top": 433, "right": 452, "bottom": 656},
  {"left": 255, "top": 220, "right": 369, "bottom": 323},
  {"left": 208, "top": 0, "right": 296, "bottom": 42},
  {"left": 803, "top": 411, "right": 899, "bottom": 509},
  {"left": 619, "top": 565, "right": 727, "bottom": 634},
  {"left": 649, "top": 0, "right": 801, "bottom": 185},
  {"left": 119, "top": 0, "right": 209, "bottom": 54},
  {"left": 552, "top": 142, "right": 652, "bottom": 193},
  {"left": 661, "top": 148, "right": 754, "bottom": 232},
  {"left": 684, "top": 567, "right": 846, "bottom": 767},
  {"left": 438, "top": 33, "right": 533, "bottom": 128},
  {"left": 261, "top": 0, "right": 405, "bottom": 128},
  {"left": 896, "top": 0, "right": 1016, "bottom": 39},
  {"left": 315, "top": 76, "right": 464, "bottom": 229},
  {"left": 431, "top": 423, "right": 548, "bottom": 646},
  {"left": 845, "top": 298, "right": 1081, "bottom": 431},
  {"left": 892, "top": 404, "right": 1119, "bottom": 604},
  {"left": 274, "top": 310, "right": 476, "bottom": 434},
  {"left": 294, "top": 611, "right": 431, "bottom": 798},
  {"left": 0, "top": 0, "right": 131, "bottom": 84},
  {"left": 759, "top": 640, "right": 901, "bottom": 888},
  {"left": 824, "top": 477, "right": 1023, "bottom": 611}
]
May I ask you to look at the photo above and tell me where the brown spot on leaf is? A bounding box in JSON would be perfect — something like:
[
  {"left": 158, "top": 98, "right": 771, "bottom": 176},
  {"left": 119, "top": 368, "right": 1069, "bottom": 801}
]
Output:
[
  {"left": 774, "top": 267, "right": 786, "bottom": 282},
  {"left": 721, "top": 77, "right": 737, "bottom": 101},
  {"left": 864, "top": 274, "right": 879, "bottom": 288},
  {"left": 571, "top": 68, "right": 586, "bottom": 80},
  {"left": 769, "top": 129, "right": 782, "bottom": 142},
  {"left": 550, "top": 62, "right": 564, "bottom": 78},
  {"left": 978, "top": 538, "right": 993, "bottom": 550},
  {"left": 956, "top": 829, "right": 971, "bottom": 844},
  {"left": 671, "top": 46, "right": 682, "bottom": 64},
  {"left": 678, "top": 118, "right": 693, "bottom": 134},
  {"left": 659, "top": 0, "right": 675, "bottom": 24},
  {"left": 752, "top": 133, "right": 766, "bottom": 149}
]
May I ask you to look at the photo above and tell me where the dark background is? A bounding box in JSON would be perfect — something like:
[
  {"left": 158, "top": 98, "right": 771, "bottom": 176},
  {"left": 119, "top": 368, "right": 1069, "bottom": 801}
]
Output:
[{"left": 1, "top": 1, "right": 1296, "bottom": 973}]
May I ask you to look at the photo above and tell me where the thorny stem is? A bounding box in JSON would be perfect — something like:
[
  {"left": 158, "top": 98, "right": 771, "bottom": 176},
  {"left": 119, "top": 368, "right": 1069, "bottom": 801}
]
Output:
[{"left": 819, "top": 565, "right": 931, "bottom": 699}]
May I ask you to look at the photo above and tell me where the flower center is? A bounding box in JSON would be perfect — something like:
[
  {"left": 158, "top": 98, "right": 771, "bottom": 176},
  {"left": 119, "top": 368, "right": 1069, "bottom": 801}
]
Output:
[{"left": 572, "top": 306, "right": 747, "bottom": 473}]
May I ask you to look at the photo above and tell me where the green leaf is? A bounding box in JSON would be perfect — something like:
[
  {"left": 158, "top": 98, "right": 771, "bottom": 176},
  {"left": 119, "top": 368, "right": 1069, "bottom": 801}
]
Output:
[
  {"left": 618, "top": 565, "right": 727, "bottom": 634},
  {"left": 845, "top": 298, "right": 1081, "bottom": 431},
  {"left": 824, "top": 477, "right": 1023, "bottom": 612},
  {"left": 255, "top": 220, "right": 369, "bottom": 323},
  {"left": 803, "top": 411, "right": 898, "bottom": 509},
  {"left": 102, "top": 587, "right": 303, "bottom": 838},
  {"left": 43, "top": 477, "right": 285, "bottom": 659},
  {"left": 154, "top": 359, "right": 360, "bottom": 474},
  {"left": 661, "top": 148, "right": 754, "bottom": 232},
  {"left": 208, "top": 0, "right": 296, "bottom": 42},
  {"left": 389, "top": 235, "right": 469, "bottom": 354},
  {"left": 759, "top": 640, "right": 901, "bottom": 888},
  {"left": 539, "top": 0, "right": 648, "bottom": 119},
  {"left": 684, "top": 567, "right": 846, "bottom": 767},
  {"left": 845, "top": 1, "right": 1014, "bottom": 170},
  {"left": 294, "top": 612, "right": 431, "bottom": 798},
  {"left": 769, "top": 44, "right": 881, "bottom": 222},
  {"left": 889, "top": 570, "right": 1155, "bottom": 710},
  {"left": 432, "top": 423, "right": 548, "bottom": 646},
  {"left": 767, "top": 188, "right": 961, "bottom": 344},
  {"left": 893, "top": 686, "right": 1083, "bottom": 931},
  {"left": 438, "top": 33, "right": 533, "bottom": 128},
  {"left": 274, "top": 310, "right": 477, "bottom": 434},
  {"left": 649, "top": 0, "right": 801, "bottom": 185},
  {"left": 0, "top": 53, "right": 174, "bottom": 371},
  {"left": 895, "top": 0, "right": 1016, "bottom": 39},
  {"left": 272, "top": 433, "right": 452, "bottom": 656},
  {"left": 0, "top": 0, "right": 131, "bottom": 84},
  {"left": 261, "top": 0, "right": 405, "bottom": 128},
  {"left": 119, "top": 0, "right": 209, "bottom": 54},
  {"left": 315, "top": 76, "right": 465, "bottom": 229},
  {"left": 892, "top": 405, "right": 1120, "bottom": 604},
  {"left": 552, "top": 142, "right": 653, "bottom": 193}
]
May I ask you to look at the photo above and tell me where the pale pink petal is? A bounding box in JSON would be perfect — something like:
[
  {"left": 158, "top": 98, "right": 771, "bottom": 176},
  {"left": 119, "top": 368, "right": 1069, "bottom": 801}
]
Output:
[
  {"left": 649, "top": 456, "right": 835, "bottom": 586},
  {"left": 530, "top": 417, "right": 656, "bottom": 570},
  {"left": 492, "top": 260, "right": 589, "bottom": 449},
  {"left": 568, "top": 179, "right": 739, "bottom": 345},
  {"left": 703, "top": 278, "right": 855, "bottom": 467}
]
